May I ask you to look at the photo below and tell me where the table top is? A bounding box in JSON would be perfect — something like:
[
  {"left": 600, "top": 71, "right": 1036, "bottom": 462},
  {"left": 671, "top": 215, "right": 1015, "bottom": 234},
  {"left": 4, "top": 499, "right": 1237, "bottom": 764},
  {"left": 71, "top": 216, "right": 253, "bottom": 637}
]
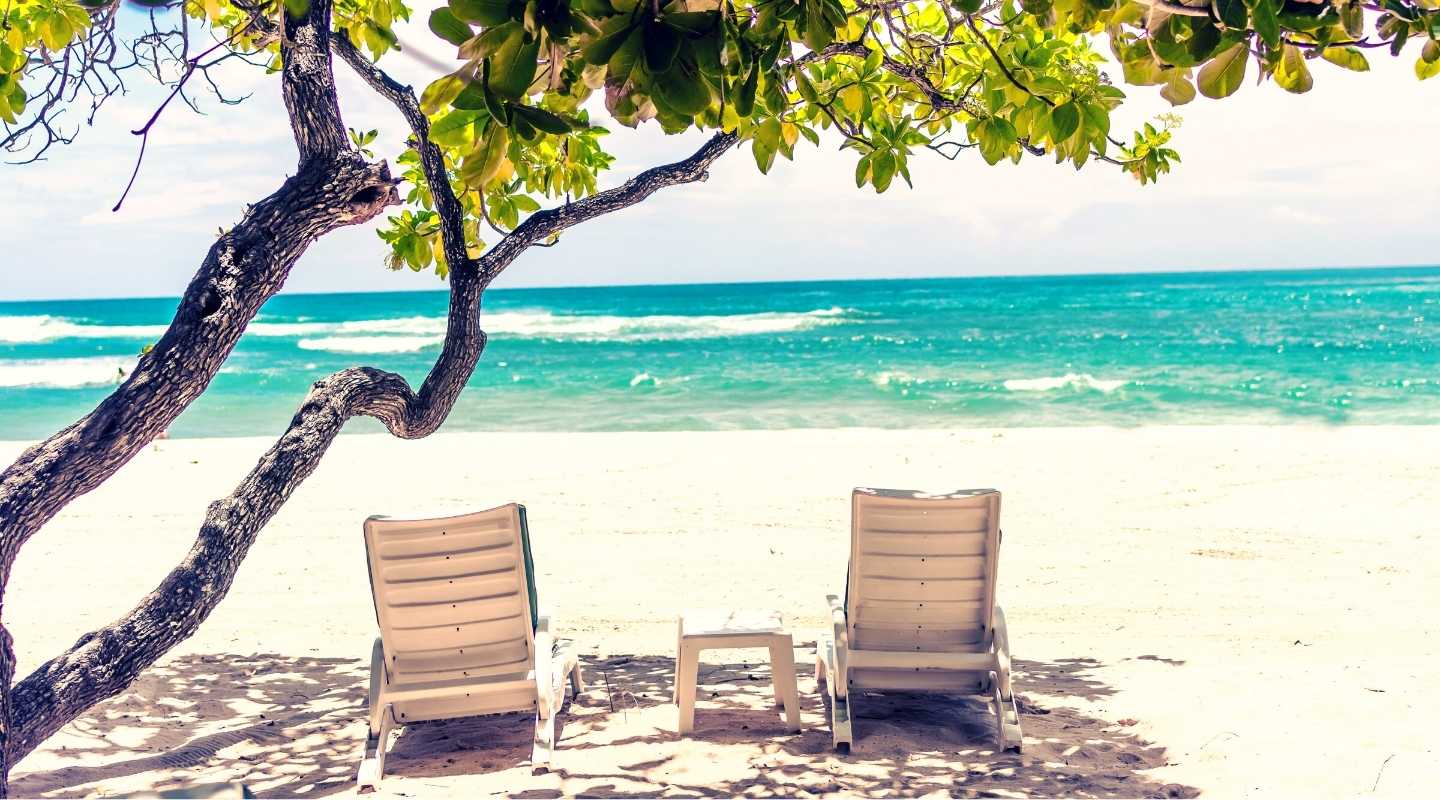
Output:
[{"left": 680, "top": 609, "right": 785, "bottom": 638}]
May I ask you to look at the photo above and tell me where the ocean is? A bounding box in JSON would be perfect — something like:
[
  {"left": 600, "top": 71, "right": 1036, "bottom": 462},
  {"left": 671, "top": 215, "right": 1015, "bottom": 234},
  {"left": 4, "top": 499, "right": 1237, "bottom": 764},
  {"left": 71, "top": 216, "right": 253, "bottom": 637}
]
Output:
[{"left": 2, "top": 267, "right": 1437, "bottom": 439}]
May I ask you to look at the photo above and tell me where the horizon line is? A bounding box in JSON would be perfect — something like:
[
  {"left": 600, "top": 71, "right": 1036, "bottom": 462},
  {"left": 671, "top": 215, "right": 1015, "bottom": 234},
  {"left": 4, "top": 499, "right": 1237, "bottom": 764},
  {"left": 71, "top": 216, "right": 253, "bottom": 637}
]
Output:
[{"left": 3, "top": 261, "right": 1438, "bottom": 305}]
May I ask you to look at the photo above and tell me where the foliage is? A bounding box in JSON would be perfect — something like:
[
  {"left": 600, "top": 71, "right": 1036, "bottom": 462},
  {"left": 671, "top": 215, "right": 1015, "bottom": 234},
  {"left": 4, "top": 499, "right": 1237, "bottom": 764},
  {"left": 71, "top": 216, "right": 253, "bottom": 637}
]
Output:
[{"left": 5, "top": 0, "right": 1437, "bottom": 273}]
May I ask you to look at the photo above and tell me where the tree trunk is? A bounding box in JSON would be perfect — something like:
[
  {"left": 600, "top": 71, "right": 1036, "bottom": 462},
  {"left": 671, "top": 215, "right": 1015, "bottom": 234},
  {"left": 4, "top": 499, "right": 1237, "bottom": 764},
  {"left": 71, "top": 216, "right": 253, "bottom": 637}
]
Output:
[{"left": 0, "top": 1, "right": 737, "bottom": 775}]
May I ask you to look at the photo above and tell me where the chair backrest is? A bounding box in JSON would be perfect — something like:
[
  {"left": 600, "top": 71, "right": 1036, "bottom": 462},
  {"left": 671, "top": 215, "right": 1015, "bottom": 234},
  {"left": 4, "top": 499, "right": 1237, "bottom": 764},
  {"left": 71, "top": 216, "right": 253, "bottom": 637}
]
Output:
[
  {"left": 847, "top": 487, "right": 1002, "bottom": 654},
  {"left": 364, "top": 504, "right": 538, "bottom": 686}
]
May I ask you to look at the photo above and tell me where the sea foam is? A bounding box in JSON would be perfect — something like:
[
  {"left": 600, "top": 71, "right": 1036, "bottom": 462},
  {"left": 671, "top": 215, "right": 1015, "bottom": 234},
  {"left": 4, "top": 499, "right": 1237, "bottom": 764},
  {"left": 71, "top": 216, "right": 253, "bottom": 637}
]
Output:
[
  {"left": 0, "top": 356, "right": 136, "bottom": 388},
  {"left": 272, "top": 307, "right": 849, "bottom": 350},
  {"left": 1003, "top": 373, "right": 1126, "bottom": 393},
  {"left": 0, "top": 315, "right": 168, "bottom": 343},
  {"left": 296, "top": 335, "right": 443, "bottom": 354}
]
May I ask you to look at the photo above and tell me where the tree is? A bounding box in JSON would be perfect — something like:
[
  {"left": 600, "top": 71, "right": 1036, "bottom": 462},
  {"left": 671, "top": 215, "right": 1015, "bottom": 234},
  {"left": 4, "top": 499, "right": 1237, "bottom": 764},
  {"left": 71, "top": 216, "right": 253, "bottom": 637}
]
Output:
[{"left": 0, "top": 0, "right": 1434, "bottom": 790}]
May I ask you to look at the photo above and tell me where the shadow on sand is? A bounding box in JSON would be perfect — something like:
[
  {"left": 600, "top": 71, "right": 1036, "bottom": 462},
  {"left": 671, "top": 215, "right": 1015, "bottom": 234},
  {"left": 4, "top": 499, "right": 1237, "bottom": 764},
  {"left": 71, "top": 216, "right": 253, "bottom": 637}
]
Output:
[{"left": 12, "top": 649, "right": 1198, "bottom": 798}]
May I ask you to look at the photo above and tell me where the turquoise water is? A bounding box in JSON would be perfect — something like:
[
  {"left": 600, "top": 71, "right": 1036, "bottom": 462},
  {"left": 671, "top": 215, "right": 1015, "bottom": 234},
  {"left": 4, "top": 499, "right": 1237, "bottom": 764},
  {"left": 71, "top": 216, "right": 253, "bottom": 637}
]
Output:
[{"left": 2, "top": 267, "right": 1438, "bottom": 439}]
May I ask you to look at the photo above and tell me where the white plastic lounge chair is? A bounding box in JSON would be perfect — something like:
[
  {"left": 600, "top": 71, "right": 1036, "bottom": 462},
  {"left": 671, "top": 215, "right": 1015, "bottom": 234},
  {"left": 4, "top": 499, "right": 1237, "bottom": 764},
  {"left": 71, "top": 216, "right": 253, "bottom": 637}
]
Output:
[
  {"left": 816, "top": 488, "right": 1021, "bottom": 752},
  {"left": 357, "top": 504, "right": 583, "bottom": 790}
]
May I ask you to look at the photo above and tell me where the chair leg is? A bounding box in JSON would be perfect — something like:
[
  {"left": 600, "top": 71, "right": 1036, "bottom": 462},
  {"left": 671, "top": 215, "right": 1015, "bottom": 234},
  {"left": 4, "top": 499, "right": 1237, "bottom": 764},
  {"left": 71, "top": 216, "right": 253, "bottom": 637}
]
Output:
[
  {"left": 991, "top": 677, "right": 1023, "bottom": 752},
  {"left": 357, "top": 703, "right": 394, "bottom": 791},
  {"left": 570, "top": 661, "right": 585, "bottom": 698},
  {"left": 357, "top": 637, "right": 393, "bottom": 791},
  {"left": 532, "top": 708, "right": 557, "bottom": 770},
  {"left": 823, "top": 640, "right": 853, "bottom": 752}
]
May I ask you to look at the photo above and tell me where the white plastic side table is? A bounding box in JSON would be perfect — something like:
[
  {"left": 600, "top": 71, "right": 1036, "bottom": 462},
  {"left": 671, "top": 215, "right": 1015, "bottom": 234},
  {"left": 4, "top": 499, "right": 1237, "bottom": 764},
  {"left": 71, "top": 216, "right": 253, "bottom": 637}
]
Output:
[{"left": 673, "top": 609, "right": 801, "bottom": 734}]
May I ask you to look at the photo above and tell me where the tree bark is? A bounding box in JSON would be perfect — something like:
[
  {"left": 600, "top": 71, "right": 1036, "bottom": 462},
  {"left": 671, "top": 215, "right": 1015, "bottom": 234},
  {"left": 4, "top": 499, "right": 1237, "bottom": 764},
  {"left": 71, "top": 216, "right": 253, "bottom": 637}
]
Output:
[{"left": 0, "top": 0, "right": 737, "bottom": 775}]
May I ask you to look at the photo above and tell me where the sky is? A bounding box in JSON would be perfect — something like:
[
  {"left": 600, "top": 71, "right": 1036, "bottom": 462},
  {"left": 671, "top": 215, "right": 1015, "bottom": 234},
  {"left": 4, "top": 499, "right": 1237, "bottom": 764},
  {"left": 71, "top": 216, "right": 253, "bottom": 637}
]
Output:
[{"left": 2, "top": 7, "right": 1438, "bottom": 302}]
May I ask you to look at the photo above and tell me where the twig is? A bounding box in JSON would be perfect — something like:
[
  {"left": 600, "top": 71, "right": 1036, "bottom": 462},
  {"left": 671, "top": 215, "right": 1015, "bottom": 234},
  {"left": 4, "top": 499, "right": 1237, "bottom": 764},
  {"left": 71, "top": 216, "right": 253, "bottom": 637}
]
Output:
[{"left": 1372, "top": 753, "right": 1395, "bottom": 792}]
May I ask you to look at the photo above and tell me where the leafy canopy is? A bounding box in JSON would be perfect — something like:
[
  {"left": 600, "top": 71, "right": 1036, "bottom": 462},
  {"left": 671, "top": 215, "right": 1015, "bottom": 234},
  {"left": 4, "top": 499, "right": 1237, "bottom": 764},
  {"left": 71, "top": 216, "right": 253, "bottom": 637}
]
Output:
[{"left": 5, "top": 0, "right": 1437, "bottom": 277}]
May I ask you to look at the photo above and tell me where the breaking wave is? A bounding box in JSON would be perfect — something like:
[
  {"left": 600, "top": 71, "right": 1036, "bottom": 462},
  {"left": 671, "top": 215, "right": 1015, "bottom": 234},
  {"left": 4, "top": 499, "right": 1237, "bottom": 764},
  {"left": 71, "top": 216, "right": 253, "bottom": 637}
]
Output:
[
  {"left": 0, "top": 356, "right": 136, "bottom": 388},
  {"left": 296, "top": 335, "right": 443, "bottom": 354},
  {"left": 0, "top": 315, "right": 168, "bottom": 344},
  {"left": 1002, "top": 373, "right": 1127, "bottom": 393}
]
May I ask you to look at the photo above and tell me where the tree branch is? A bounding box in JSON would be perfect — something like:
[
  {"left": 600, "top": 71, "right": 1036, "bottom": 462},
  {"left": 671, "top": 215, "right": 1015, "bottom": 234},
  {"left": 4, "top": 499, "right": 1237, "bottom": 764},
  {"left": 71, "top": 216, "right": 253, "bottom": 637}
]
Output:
[
  {"left": 333, "top": 34, "right": 471, "bottom": 272},
  {"left": 479, "top": 131, "right": 738, "bottom": 280}
]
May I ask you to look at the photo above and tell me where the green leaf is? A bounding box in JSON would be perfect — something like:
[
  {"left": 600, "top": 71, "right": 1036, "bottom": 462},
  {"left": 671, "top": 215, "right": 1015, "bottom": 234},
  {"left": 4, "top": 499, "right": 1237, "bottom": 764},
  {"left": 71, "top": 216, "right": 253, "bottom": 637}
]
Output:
[
  {"left": 1340, "top": 4, "right": 1365, "bottom": 39},
  {"left": 735, "top": 63, "right": 759, "bottom": 117},
  {"left": 460, "top": 21, "right": 519, "bottom": 60},
  {"left": 871, "top": 151, "right": 896, "bottom": 193},
  {"left": 607, "top": 26, "right": 646, "bottom": 83},
  {"left": 583, "top": 19, "right": 634, "bottom": 65},
  {"left": 975, "top": 117, "right": 1017, "bottom": 165},
  {"left": 1418, "top": 47, "right": 1440, "bottom": 80},
  {"left": 459, "top": 125, "right": 510, "bottom": 189},
  {"left": 430, "top": 109, "right": 484, "bottom": 146},
  {"left": 802, "top": 0, "right": 835, "bottom": 52},
  {"left": 1247, "top": 0, "right": 1281, "bottom": 49},
  {"left": 1159, "top": 71, "right": 1196, "bottom": 106},
  {"left": 794, "top": 70, "right": 818, "bottom": 104},
  {"left": 1048, "top": 102, "right": 1080, "bottom": 144},
  {"left": 854, "top": 153, "right": 871, "bottom": 187},
  {"left": 488, "top": 33, "right": 541, "bottom": 98},
  {"left": 753, "top": 136, "right": 777, "bottom": 173},
  {"left": 420, "top": 74, "right": 466, "bottom": 114},
  {"left": 1213, "top": 0, "right": 1247, "bottom": 29},
  {"left": 429, "top": 9, "right": 473, "bottom": 47},
  {"left": 510, "top": 104, "right": 573, "bottom": 134},
  {"left": 39, "top": 15, "right": 73, "bottom": 51},
  {"left": 1196, "top": 43, "right": 1248, "bottom": 99},
  {"left": 644, "top": 22, "right": 682, "bottom": 74},
  {"left": 1320, "top": 47, "right": 1369, "bottom": 72},
  {"left": 451, "top": 0, "right": 513, "bottom": 26},
  {"left": 1080, "top": 102, "right": 1110, "bottom": 138},
  {"left": 663, "top": 12, "right": 719, "bottom": 35},
  {"left": 1273, "top": 44, "right": 1313, "bottom": 94},
  {"left": 652, "top": 58, "right": 712, "bottom": 115}
]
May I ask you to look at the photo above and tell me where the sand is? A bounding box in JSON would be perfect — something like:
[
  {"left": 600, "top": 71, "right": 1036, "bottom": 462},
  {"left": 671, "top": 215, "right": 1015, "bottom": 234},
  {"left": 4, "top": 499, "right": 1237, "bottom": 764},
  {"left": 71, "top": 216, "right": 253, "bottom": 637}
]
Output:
[{"left": 2, "top": 427, "right": 1436, "bottom": 798}]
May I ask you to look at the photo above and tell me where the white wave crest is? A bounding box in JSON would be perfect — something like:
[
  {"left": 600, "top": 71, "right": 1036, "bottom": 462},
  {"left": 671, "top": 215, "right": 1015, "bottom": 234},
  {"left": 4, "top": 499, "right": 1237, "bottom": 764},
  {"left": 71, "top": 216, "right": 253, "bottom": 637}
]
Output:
[
  {"left": 871, "top": 370, "right": 927, "bottom": 388},
  {"left": 1003, "top": 373, "right": 1126, "bottom": 393},
  {"left": 0, "top": 315, "right": 168, "bottom": 344},
  {"left": 482, "top": 306, "right": 849, "bottom": 341},
  {"left": 5, "top": 307, "right": 850, "bottom": 349},
  {"left": 249, "top": 316, "right": 449, "bottom": 337},
  {"left": 296, "top": 335, "right": 443, "bottom": 354},
  {"left": 267, "top": 307, "right": 848, "bottom": 350},
  {"left": 0, "top": 356, "right": 136, "bottom": 388}
]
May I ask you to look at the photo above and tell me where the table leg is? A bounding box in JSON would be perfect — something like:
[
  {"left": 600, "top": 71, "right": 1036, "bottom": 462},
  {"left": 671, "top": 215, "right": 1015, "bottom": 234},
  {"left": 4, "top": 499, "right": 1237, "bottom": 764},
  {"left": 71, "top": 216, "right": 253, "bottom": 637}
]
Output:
[
  {"left": 769, "top": 634, "right": 801, "bottom": 731},
  {"left": 676, "top": 639, "right": 700, "bottom": 734}
]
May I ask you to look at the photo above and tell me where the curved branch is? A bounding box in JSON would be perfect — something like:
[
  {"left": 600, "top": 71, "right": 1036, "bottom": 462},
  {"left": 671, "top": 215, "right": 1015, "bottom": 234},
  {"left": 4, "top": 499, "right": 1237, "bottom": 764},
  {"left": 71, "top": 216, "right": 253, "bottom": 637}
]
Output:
[
  {"left": 479, "top": 131, "right": 737, "bottom": 279},
  {"left": 333, "top": 35, "right": 471, "bottom": 271}
]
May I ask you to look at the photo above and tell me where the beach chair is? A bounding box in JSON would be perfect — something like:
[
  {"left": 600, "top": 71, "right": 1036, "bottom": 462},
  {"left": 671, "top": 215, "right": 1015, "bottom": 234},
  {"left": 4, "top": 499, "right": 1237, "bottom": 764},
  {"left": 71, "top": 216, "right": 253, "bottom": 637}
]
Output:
[
  {"left": 357, "top": 504, "right": 584, "bottom": 790},
  {"left": 815, "top": 488, "right": 1022, "bottom": 752}
]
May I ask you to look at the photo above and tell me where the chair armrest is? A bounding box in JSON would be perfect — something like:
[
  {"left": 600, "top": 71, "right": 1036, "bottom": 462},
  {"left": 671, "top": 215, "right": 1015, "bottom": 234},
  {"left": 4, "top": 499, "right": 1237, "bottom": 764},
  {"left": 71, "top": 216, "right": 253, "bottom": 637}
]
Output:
[
  {"left": 991, "top": 605, "right": 1013, "bottom": 696},
  {"left": 535, "top": 615, "right": 554, "bottom": 717},
  {"left": 825, "top": 593, "right": 849, "bottom": 692}
]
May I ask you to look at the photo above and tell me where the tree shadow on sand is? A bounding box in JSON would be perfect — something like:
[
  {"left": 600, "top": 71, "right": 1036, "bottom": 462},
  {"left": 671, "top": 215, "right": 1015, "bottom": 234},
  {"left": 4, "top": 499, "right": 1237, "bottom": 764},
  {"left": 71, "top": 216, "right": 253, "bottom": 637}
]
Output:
[{"left": 11, "top": 649, "right": 1198, "bottom": 798}]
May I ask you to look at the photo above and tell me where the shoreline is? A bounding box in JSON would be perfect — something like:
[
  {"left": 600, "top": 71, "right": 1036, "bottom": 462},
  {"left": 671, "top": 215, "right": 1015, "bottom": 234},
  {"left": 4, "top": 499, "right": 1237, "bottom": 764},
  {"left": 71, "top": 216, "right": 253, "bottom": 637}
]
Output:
[{"left": 5, "top": 426, "right": 1437, "bottom": 796}]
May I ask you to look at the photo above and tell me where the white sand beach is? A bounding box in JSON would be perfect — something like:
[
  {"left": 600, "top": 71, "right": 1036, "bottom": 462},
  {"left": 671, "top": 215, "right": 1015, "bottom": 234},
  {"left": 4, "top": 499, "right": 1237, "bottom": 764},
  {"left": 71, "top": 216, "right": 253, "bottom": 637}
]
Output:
[{"left": 3, "top": 426, "right": 1437, "bottom": 798}]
